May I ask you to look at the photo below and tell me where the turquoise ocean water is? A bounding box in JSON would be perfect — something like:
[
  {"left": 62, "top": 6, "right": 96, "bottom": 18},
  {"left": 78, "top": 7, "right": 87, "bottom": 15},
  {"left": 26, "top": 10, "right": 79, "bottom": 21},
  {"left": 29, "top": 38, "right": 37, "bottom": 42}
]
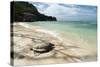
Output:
[{"left": 25, "top": 21, "right": 97, "bottom": 48}]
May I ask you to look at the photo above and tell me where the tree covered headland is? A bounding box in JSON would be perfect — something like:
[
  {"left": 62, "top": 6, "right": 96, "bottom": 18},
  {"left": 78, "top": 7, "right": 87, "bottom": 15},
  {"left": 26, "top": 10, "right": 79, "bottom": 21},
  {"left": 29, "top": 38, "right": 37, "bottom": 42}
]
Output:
[{"left": 11, "top": 1, "right": 57, "bottom": 22}]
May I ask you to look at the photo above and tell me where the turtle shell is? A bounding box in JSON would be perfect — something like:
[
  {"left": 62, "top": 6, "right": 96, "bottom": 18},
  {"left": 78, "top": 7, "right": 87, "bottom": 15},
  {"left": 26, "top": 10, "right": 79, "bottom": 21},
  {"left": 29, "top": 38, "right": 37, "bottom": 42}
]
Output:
[{"left": 31, "top": 39, "right": 55, "bottom": 53}]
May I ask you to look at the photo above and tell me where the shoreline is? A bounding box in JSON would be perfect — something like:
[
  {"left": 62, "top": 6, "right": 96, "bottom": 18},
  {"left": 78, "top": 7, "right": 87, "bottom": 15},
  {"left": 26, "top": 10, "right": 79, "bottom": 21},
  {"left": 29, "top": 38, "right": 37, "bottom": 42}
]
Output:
[{"left": 12, "top": 22, "right": 97, "bottom": 65}]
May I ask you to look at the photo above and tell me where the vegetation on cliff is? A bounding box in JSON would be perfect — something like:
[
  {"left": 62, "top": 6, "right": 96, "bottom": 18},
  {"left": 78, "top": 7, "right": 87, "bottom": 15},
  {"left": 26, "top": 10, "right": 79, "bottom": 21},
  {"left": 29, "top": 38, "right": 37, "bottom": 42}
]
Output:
[{"left": 11, "top": 1, "right": 57, "bottom": 22}]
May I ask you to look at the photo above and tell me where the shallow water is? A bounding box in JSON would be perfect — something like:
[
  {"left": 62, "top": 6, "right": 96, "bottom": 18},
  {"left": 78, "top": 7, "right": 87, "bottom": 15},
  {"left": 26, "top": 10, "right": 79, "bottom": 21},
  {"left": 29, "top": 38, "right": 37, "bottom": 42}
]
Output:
[{"left": 25, "top": 21, "right": 97, "bottom": 51}]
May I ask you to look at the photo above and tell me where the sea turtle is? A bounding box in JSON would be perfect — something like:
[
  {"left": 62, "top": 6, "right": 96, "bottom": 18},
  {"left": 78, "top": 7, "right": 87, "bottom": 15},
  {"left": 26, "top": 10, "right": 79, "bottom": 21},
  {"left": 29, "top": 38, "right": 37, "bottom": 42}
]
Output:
[{"left": 30, "top": 39, "right": 55, "bottom": 56}]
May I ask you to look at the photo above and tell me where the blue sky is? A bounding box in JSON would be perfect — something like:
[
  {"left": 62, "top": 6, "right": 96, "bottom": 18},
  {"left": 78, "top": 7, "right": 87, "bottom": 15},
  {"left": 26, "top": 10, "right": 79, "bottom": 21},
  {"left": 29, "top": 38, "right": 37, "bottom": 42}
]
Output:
[{"left": 31, "top": 2, "right": 97, "bottom": 21}]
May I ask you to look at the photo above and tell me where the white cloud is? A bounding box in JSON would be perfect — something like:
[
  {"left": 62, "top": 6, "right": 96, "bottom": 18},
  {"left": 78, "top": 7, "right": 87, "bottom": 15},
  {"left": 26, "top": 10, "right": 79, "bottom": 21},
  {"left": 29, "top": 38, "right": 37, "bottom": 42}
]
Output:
[
  {"left": 34, "top": 3, "right": 97, "bottom": 21},
  {"left": 40, "top": 4, "right": 79, "bottom": 16}
]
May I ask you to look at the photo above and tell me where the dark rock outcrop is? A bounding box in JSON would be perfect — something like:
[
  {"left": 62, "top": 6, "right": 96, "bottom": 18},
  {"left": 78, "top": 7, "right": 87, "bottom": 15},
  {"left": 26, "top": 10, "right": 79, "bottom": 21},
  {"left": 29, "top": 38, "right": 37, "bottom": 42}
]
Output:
[{"left": 11, "top": 1, "right": 57, "bottom": 22}]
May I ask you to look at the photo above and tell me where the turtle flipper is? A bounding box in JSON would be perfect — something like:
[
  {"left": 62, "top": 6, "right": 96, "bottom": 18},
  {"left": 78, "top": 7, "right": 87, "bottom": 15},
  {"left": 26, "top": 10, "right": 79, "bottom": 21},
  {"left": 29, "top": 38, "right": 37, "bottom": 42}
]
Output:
[{"left": 34, "top": 51, "right": 40, "bottom": 56}]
